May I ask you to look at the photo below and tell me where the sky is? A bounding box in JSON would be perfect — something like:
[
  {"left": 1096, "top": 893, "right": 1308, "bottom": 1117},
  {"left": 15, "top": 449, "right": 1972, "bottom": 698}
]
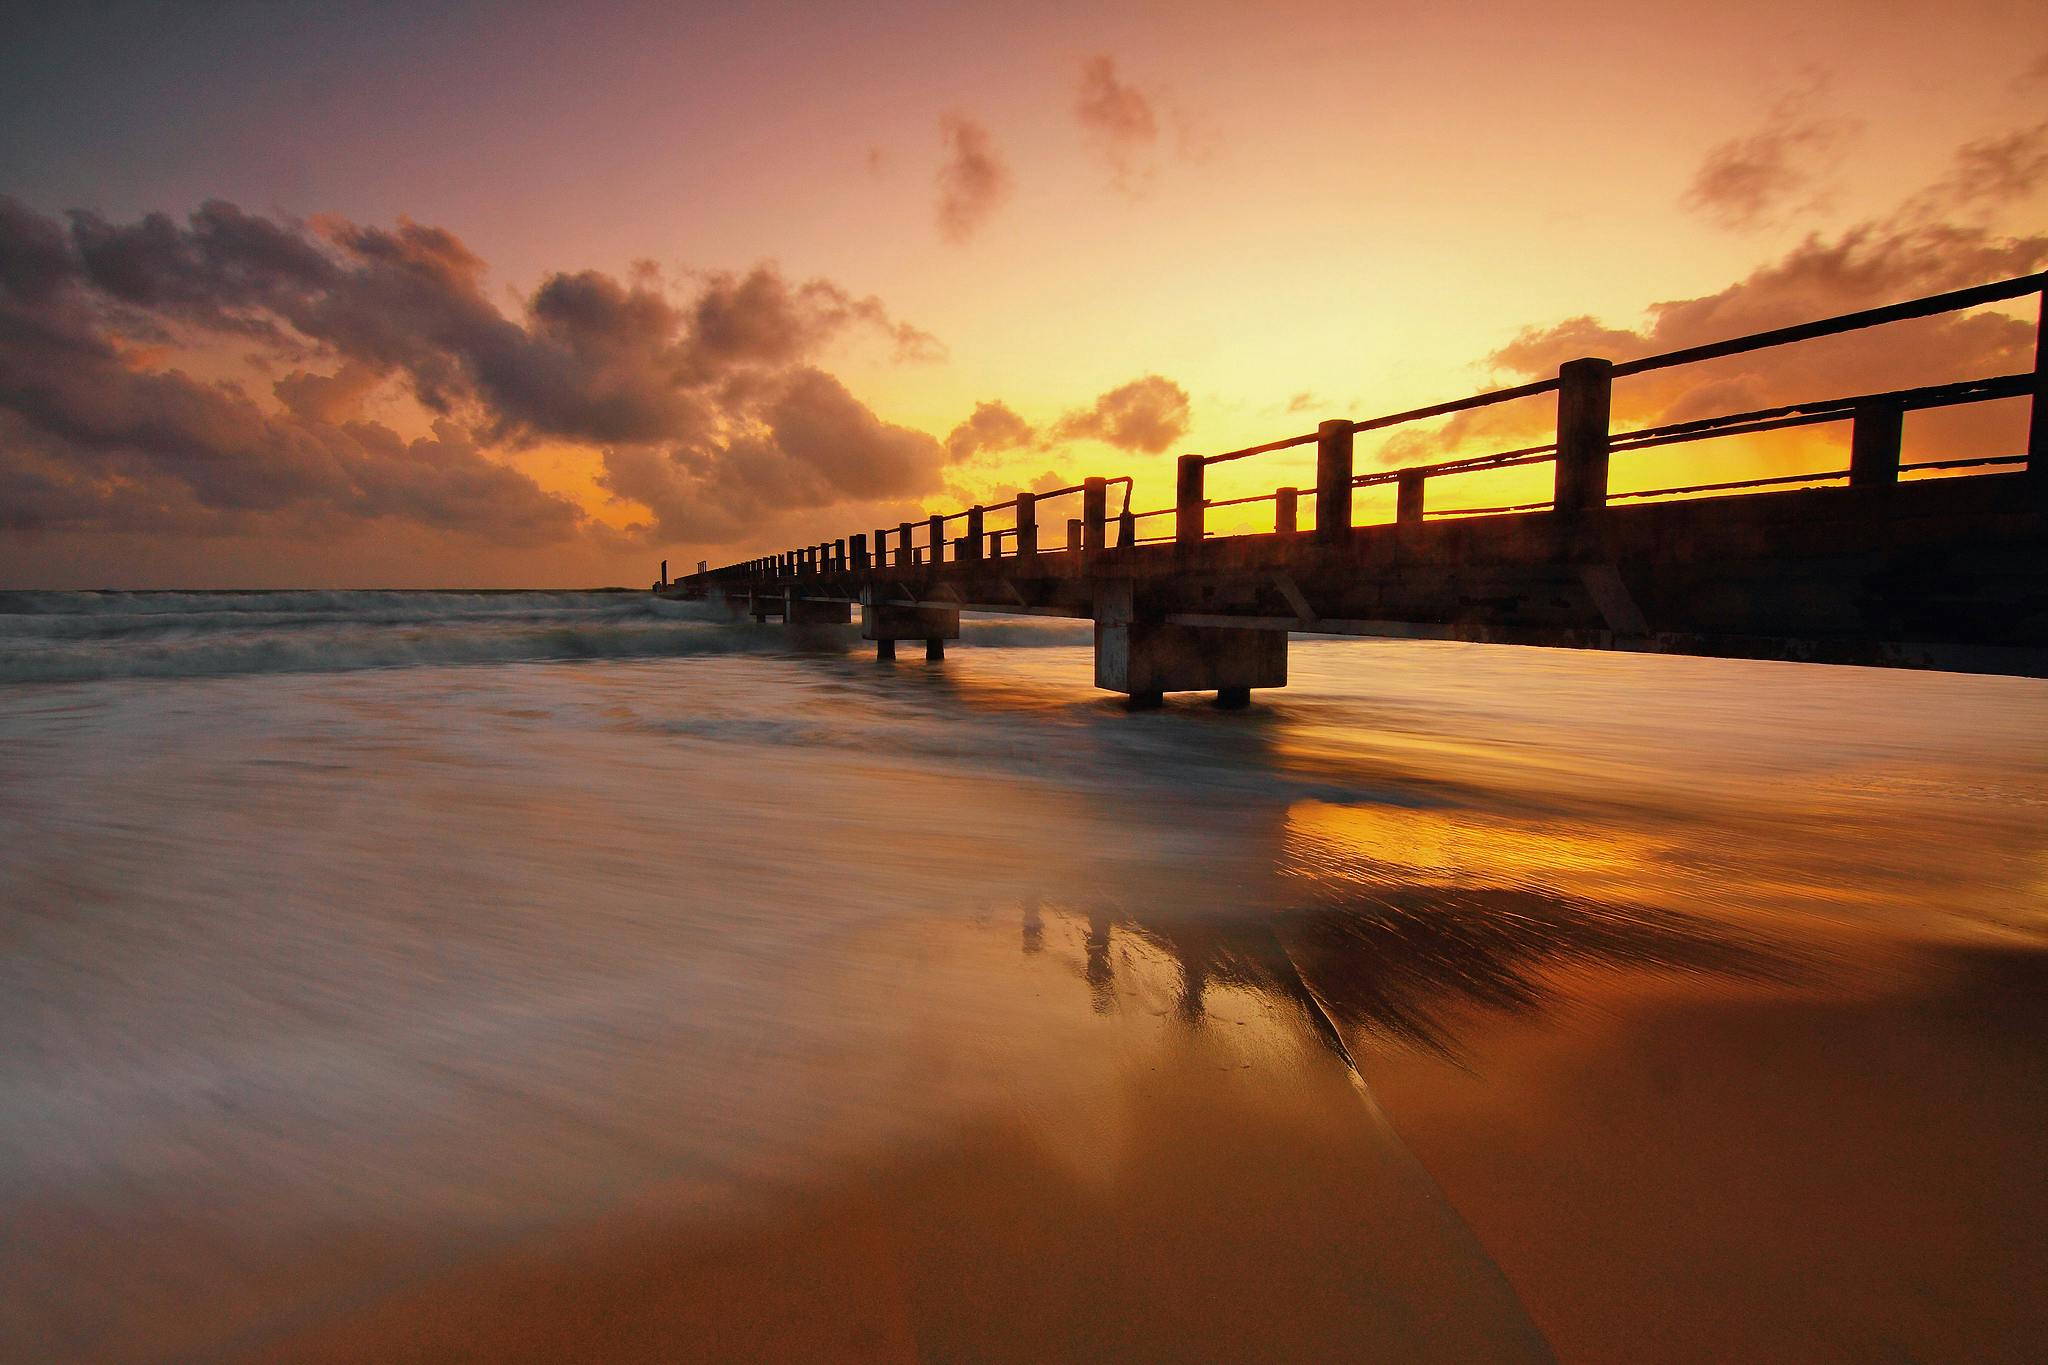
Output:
[{"left": 1, "top": 0, "right": 2044, "bottom": 587}]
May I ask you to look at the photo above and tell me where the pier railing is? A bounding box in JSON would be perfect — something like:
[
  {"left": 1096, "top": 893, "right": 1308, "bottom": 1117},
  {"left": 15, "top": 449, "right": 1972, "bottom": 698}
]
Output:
[{"left": 683, "top": 271, "right": 2046, "bottom": 586}]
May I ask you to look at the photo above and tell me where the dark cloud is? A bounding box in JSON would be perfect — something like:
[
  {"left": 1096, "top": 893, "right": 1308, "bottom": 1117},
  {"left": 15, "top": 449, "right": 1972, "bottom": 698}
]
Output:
[
  {"left": 1681, "top": 79, "right": 1858, "bottom": 230},
  {"left": 595, "top": 367, "right": 944, "bottom": 542},
  {"left": 0, "top": 196, "right": 949, "bottom": 549},
  {"left": 935, "top": 114, "right": 1011, "bottom": 243},
  {"left": 945, "top": 399, "right": 1035, "bottom": 462},
  {"left": 1075, "top": 56, "right": 1158, "bottom": 194},
  {"left": 1052, "top": 375, "right": 1190, "bottom": 454}
]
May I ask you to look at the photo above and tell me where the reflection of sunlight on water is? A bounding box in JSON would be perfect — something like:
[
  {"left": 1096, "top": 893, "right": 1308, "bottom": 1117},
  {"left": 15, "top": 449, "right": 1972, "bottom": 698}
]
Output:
[{"left": 1281, "top": 797, "right": 1663, "bottom": 899}]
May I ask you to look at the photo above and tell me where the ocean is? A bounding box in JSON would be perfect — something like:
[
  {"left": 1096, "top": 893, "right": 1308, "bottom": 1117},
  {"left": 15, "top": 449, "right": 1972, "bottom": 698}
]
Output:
[{"left": 3, "top": 589, "right": 2044, "bottom": 1361}]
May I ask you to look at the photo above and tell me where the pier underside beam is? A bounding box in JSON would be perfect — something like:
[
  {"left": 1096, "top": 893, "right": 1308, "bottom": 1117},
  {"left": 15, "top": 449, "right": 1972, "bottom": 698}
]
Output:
[{"left": 785, "top": 596, "right": 852, "bottom": 624}]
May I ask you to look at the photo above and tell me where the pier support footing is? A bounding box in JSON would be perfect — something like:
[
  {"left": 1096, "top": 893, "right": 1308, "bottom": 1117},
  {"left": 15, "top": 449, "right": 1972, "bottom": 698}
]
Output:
[
  {"left": 1094, "top": 622, "right": 1287, "bottom": 703},
  {"left": 863, "top": 597, "right": 960, "bottom": 663}
]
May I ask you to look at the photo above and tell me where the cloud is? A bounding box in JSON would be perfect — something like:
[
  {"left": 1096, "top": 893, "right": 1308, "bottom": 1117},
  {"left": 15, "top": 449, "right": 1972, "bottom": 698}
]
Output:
[
  {"left": 1052, "top": 375, "right": 1190, "bottom": 453},
  {"left": 597, "top": 367, "right": 946, "bottom": 541},
  {"left": 1680, "top": 77, "right": 1858, "bottom": 230},
  {"left": 1075, "top": 56, "right": 1159, "bottom": 194},
  {"left": 935, "top": 114, "right": 1011, "bottom": 243},
  {"left": 945, "top": 399, "right": 1035, "bottom": 462},
  {"left": 1372, "top": 127, "right": 2048, "bottom": 470},
  {"left": 1935, "top": 121, "right": 2048, "bottom": 209},
  {"left": 0, "top": 197, "right": 949, "bottom": 549}
]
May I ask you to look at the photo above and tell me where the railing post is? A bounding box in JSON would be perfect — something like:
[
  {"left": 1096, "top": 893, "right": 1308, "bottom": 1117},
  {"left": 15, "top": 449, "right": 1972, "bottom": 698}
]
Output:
[
  {"left": 965, "top": 506, "right": 985, "bottom": 561},
  {"left": 2028, "top": 285, "right": 2046, "bottom": 484},
  {"left": 927, "top": 513, "right": 944, "bottom": 565},
  {"left": 852, "top": 533, "right": 869, "bottom": 570},
  {"left": 1118, "top": 506, "right": 1135, "bottom": 548},
  {"left": 1554, "top": 357, "right": 1613, "bottom": 515},
  {"left": 1083, "top": 477, "right": 1107, "bottom": 556},
  {"left": 1316, "top": 420, "right": 1353, "bottom": 543},
  {"left": 834, "top": 538, "right": 846, "bottom": 572},
  {"left": 896, "top": 521, "right": 911, "bottom": 569},
  {"left": 1275, "top": 486, "right": 1298, "bottom": 534},
  {"left": 1397, "top": 471, "right": 1426, "bottom": 524},
  {"left": 1176, "top": 454, "right": 1205, "bottom": 546},
  {"left": 1067, "top": 518, "right": 1082, "bottom": 553},
  {"left": 1016, "top": 491, "right": 1037, "bottom": 557},
  {"left": 1849, "top": 402, "right": 1904, "bottom": 487}
]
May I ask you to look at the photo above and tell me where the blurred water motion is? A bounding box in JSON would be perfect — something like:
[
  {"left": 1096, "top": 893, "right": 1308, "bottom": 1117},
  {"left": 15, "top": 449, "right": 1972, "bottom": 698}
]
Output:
[{"left": 1, "top": 591, "right": 2044, "bottom": 1361}]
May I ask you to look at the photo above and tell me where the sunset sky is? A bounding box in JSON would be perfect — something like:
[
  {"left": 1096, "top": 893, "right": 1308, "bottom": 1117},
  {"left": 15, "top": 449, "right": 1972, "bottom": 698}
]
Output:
[{"left": 3, "top": 0, "right": 2044, "bottom": 587}]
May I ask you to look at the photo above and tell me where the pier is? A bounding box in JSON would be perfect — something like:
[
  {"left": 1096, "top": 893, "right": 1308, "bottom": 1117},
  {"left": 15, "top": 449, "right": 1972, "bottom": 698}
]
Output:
[{"left": 659, "top": 273, "right": 2048, "bottom": 704}]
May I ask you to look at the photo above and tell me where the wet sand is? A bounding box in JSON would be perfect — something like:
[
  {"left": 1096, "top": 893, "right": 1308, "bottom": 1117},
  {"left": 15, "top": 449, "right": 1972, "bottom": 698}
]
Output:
[
  {"left": 4, "top": 621, "right": 2045, "bottom": 1361},
  {"left": 199, "top": 921, "right": 2046, "bottom": 1365}
]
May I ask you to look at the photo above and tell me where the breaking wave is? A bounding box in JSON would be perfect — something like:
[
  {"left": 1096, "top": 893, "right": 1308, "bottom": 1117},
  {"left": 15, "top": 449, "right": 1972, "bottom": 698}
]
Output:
[{"left": 0, "top": 590, "right": 1085, "bottom": 684}]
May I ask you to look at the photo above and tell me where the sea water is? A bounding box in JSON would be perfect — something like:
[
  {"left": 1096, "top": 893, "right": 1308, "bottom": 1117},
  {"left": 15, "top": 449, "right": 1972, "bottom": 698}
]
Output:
[{"left": 2, "top": 591, "right": 2043, "bottom": 1360}]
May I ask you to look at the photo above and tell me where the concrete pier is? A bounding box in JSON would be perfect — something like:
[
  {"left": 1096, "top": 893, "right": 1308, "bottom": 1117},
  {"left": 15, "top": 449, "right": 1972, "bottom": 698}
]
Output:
[{"left": 664, "top": 271, "right": 2048, "bottom": 695}]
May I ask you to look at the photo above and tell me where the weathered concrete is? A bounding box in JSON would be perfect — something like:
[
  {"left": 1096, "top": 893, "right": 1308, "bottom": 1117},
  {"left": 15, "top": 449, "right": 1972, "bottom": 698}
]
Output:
[
  {"left": 861, "top": 597, "right": 961, "bottom": 643},
  {"left": 1094, "top": 621, "right": 1289, "bottom": 703},
  {"left": 785, "top": 595, "right": 851, "bottom": 625},
  {"left": 686, "top": 473, "right": 2047, "bottom": 682}
]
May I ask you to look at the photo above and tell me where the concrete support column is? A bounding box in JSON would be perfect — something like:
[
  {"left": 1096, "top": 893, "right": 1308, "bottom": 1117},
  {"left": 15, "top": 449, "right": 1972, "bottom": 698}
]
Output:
[
  {"left": 2027, "top": 286, "right": 2046, "bottom": 485},
  {"left": 1849, "top": 402, "right": 1903, "bottom": 487},
  {"left": 1397, "top": 471, "right": 1426, "bottom": 524},
  {"left": 1316, "top": 420, "right": 1353, "bottom": 543},
  {"left": 1016, "top": 492, "right": 1037, "bottom": 557},
  {"left": 1083, "top": 478, "right": 1107, "bottom": 557},
  {"left": 1275, "top": 487, "right": 1298, "bottom": 534},
  {"left": 1555, "top": 357, "right": 1613, "bottom": 515}
]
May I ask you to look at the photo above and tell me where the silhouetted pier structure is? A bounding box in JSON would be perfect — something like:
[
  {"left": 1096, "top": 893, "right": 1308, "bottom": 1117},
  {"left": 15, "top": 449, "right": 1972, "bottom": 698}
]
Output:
[{"left": 658, "top": 273, "right": 2048, "bottom": 704}]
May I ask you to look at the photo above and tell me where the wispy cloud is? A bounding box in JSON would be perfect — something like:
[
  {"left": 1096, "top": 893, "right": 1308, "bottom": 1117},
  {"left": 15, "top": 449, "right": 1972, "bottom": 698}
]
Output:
[
  {"left": 1680, "top": 75, "right": 1859, "bottom": 230},
  {"left": 935, "top": 114, "right": 1011, "bottom": 243},
  {"left": 1075, "top": 56, "right": 1159, "bottom": 194}
]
